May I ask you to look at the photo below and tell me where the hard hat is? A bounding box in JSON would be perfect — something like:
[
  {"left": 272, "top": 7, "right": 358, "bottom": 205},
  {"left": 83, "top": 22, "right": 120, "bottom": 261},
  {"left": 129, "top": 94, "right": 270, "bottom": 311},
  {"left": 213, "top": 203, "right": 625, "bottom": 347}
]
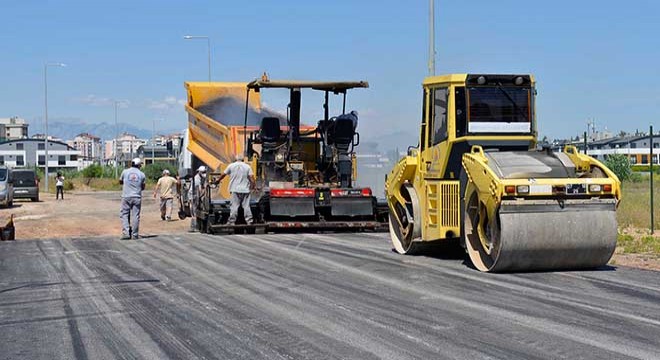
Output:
[
  {"left": 162, "top": 169, "right": 170, "bottom": 175},
  {"left": 132, "top": 158, "right": 142, "bottom": 166},
  {"left": 197, "top": 165, "right": 207, "bottom": 172}
]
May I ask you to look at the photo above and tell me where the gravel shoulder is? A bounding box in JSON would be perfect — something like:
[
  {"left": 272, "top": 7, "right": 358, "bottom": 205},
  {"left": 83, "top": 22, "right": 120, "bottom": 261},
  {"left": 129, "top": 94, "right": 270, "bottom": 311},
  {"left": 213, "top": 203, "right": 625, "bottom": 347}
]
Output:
[{"left": 6, "top": 191, "right": 189, "bottom": 239}]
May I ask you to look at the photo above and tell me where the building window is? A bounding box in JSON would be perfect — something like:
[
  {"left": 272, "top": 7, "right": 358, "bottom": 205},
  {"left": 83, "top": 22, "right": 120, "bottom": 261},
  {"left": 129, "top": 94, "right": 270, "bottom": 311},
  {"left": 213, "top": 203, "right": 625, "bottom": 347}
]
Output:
[
  {"left": 58, "top": 156, "right": 66, "bottom": 165},
  {"left": 630, "top": 156, "right": 637, "bottom": 164},
  {"left": 70, "top": 155, "right": 78, "bottom": 161},
  {"left": 16, "top": 143, "right": 24, "bottom": 150},
  {"left": 38, "top": 143, "right": 45, "bottom": 150},
  {"left": 642, "top": 155, "right": 648, "bottom": 164},
  {"left": 631, "top": 143, "right": 637, "bottom": 149},
  {"left": 16, "top": 155, "right": 24, "bottom": 166},
  {"left": 38, "top": 155, "right": 45, "bottom": 166},
  {"left": 655, "top": 142, "right": 659, "bottom": 149}
]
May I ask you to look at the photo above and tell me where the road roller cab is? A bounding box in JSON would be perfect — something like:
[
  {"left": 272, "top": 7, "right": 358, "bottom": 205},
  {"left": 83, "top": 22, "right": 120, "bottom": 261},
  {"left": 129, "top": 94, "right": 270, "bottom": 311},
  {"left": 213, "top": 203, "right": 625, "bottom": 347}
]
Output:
[{"left": 385, "top": 74, "right": 621, "bottom": 272}]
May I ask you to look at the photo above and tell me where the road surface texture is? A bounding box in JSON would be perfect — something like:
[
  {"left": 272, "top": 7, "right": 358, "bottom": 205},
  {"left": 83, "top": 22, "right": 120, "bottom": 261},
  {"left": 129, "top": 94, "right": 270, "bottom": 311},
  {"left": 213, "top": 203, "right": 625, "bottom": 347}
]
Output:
[
  {"left": 1, "top": 233, "right": 659, "bottom": 360},
  {"left": 6, "top": 190, "right": 658, "bottom": 270}
]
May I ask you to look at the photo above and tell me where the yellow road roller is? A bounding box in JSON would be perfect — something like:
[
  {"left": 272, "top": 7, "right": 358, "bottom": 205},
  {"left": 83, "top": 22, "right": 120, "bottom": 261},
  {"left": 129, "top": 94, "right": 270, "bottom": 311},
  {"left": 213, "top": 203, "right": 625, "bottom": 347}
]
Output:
[{"left": 385, "top": 74, "right": 621, "bottom": 272}]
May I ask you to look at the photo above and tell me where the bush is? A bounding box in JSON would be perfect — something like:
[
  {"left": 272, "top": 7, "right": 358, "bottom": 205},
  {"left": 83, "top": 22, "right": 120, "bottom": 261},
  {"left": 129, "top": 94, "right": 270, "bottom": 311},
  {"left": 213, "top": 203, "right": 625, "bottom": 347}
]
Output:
[
  {"left": 629, "top": 172, "right": 644, "bottom": 183},
  {"left": 81, "top": 164, "right": 104, "bottom": 178},
  {"left": 630, "top": 164, "right": 660, "bottom": 173},
  {"left": 64, "top": 180, "right": 75, "bottom": 191},
  {"left": 604, "top": 154, "right": 632, "bottom": 181}
]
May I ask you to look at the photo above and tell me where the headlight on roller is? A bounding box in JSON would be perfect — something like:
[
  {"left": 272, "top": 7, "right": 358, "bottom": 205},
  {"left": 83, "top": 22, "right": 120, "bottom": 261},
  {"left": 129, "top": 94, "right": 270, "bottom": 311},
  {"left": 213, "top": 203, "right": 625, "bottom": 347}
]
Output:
[
  {"left": 516, "top": 185, "right": 530, "bottom": 194},
  {"left": 0, "top": 184, "right": 5, "bottom": 191},
  {"left": 588, "top": 184, "right": 602, "bottom": 193}
]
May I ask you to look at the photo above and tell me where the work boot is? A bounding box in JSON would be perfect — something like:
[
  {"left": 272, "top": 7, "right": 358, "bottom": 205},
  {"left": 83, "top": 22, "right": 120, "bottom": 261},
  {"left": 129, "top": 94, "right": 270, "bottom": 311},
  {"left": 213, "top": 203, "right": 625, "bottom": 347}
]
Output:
[
  {"left": 161, "top": 215, "right": 166, "bottom": 221},
  {"left": 120, "top": 234, "right": 131, "bottom": 240}
]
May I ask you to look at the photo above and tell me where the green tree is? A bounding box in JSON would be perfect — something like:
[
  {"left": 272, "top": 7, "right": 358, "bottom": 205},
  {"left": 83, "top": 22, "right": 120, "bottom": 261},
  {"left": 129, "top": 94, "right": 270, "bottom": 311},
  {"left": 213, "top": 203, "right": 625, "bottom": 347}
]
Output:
[
  {"left": 143, "top": 162, "right": 178, "bottom": 181},
  {"left": 81, "top": 164, "right": 104, "bottom": 178},
  {"left": 604, "top": 153, "right": 632, "bottom": 181}
]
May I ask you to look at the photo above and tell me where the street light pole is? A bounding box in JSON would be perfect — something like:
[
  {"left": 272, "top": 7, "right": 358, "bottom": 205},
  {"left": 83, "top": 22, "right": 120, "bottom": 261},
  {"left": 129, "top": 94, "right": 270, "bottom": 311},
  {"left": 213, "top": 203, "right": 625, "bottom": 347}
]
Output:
[
  {"left": 43, "top": 62, "right": 66, "bottom": 193},
  {"left": 114, "top": 100, "right": 120, "bottom": 178},
  {"left": 183, "top": 35, "right": 211, "bottom": 82},
  {"left": 152, "top": 118, "right": 156, "bottom": 164}
]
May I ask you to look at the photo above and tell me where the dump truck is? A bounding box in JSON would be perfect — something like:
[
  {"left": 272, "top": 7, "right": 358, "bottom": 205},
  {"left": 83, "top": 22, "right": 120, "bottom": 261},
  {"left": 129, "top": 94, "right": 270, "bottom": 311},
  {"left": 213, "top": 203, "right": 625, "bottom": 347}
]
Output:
[
  {"left": 183, "top": 77, "right": 388, "bottom": 233},
  {"left": 385, "top": 74, "right": 621, "bottom": 272}
]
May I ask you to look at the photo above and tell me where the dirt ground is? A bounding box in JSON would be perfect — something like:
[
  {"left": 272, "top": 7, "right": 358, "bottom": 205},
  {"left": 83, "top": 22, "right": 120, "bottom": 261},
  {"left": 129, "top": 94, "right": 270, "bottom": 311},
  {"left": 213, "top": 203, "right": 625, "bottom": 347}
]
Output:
[
  {"left": 612, "top": 252, "right": 660, "bottom": 271},
  {"left": 1, "top": 190, "right": 658, "bottom": 271},
  {"left": 5, "top": 191, "right": 190, "bottom": 239}
]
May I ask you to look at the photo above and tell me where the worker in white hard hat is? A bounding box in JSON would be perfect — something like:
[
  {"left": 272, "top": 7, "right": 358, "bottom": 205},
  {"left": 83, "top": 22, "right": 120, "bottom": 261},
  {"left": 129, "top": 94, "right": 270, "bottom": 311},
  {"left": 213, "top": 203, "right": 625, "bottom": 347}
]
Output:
[
  {"left": 216, "top": 153, "right": 256, "bottom": 225},
  {"left": 153, "top": 169, "right": 177, "bottom": 221},
  {"left": 189, "top": 165, "right": 207, "bottom": 232},
  {"left": 119, "top": 158, "right": 146, "bottom": 239}
]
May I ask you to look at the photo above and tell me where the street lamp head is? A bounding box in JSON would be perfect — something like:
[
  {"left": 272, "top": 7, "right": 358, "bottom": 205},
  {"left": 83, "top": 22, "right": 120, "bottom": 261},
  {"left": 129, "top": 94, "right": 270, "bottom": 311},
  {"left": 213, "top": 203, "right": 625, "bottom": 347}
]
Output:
[
  {"left": 183, "top": 35, "right": 208, "bottom": 40},
  {"left": 183, "top": 35, "right": 193, "bottom": 39},
  {"left": 46, "top": 62, "right": 67, "bottom": 67}
]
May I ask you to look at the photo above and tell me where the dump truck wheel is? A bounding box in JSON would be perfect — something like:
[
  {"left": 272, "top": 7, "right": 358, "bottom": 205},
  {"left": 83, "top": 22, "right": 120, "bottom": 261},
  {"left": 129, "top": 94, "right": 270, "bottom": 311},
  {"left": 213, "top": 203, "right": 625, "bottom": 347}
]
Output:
[
  {"left": 464, "top": 192, "right": 500, "bottom": 272},
  {"left": 389, "top": 184, "right": 421, "bottom": 255}
]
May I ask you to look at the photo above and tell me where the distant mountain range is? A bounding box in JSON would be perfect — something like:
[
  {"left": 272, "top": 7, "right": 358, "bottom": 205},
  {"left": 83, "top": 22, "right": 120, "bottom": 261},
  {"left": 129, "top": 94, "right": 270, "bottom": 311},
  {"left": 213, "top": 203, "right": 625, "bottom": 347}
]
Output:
[{"left": 37, "top": 119, "right": 183, "bottom": 141}]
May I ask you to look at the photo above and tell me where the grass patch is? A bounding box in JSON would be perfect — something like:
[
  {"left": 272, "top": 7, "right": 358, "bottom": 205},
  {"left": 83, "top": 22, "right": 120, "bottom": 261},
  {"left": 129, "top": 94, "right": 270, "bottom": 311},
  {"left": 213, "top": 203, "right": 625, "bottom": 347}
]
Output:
[
  {"left": 617, "top": 233, "right": 660, "bottom": 254},
  {"left": 617, "top": 176, "right": 660, "bottom": 229},
  {"left": 40, "top": 177, "right": 157, "bottom": 193}
]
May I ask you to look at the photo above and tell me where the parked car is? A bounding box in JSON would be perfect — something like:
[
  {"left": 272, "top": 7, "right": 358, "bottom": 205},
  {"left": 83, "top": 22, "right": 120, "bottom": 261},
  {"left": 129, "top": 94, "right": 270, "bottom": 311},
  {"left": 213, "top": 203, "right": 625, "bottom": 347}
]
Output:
[
  {"left": 12, "top": 169, "right": 39, "bottom": 202},
  {"left": 0, "top": 166, "right": 13, "bottom": 207}
]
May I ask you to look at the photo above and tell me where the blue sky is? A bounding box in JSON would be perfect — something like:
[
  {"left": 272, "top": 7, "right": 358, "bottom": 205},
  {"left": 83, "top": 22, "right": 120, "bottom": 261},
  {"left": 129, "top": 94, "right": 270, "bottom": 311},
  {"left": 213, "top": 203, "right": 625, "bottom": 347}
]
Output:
[{"left": 1, "top": 0, "right": 659, "bottom": 143}]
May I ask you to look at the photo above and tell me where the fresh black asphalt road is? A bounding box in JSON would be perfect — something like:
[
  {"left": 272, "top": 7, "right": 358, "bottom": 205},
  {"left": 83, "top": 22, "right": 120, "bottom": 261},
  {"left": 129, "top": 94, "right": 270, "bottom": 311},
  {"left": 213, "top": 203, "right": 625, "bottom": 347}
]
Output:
[{"left": 1, "top": 233, "right": 659, "bottom": 360}]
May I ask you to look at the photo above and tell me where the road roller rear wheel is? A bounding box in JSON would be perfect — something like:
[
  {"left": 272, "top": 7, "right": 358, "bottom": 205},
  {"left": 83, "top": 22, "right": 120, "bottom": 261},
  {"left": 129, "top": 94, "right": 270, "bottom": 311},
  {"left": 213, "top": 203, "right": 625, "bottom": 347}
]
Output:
[{"left": 464, "top": 192, "right": 501, "bottom": 272}]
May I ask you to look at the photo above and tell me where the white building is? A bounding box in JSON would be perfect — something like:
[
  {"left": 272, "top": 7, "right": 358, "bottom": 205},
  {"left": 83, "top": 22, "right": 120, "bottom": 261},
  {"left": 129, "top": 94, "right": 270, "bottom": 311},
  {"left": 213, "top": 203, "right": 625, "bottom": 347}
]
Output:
[
  {"left": 0, "top": 139, "right": 81, "bottom": 171},
  {"left": 0, "top": 117, "right": 29, "bottom": 141},
  {"left": 104, "top": 133, "right": 147, "bottom": 166},
  {"left": 67, "top": 133, "right": 102, "bottom": 165}
]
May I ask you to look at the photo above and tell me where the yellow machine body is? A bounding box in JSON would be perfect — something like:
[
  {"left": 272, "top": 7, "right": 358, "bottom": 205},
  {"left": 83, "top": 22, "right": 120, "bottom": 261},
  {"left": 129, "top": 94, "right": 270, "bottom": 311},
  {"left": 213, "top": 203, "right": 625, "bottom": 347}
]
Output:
[{"left": 386, "top": 74, "right": 621, "bottom": 272}]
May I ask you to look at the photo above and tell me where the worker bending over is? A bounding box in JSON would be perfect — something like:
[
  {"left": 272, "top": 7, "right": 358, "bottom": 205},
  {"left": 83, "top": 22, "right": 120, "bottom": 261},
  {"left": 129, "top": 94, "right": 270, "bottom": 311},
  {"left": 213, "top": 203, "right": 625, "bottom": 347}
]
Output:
[{"left": 216, "top": 154, "right": 256, "bottom": 225}]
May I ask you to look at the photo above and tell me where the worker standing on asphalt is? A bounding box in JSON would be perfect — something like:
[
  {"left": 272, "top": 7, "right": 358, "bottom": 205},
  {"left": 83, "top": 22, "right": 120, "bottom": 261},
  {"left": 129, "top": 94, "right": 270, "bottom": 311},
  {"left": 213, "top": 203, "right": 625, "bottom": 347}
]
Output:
[
  {"left": 153, "top": 169, "right": 177, "bottom": 221},
  {"left": 189, "top": 166, "right": 207, "bottom": 232},
  {"left": 216, "top": 154, "right": 255, "bottom": 225},
  {"left": 119, "top": 158, "right": 146, "bottom": 240}
]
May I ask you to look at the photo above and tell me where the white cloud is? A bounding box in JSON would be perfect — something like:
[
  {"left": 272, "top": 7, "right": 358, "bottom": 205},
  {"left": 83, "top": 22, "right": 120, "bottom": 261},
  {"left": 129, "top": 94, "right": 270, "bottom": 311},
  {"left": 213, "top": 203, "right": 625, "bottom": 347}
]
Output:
[
  {"left": 74, "top": 94, "right": 111, "bottom": 107},
  {"left": 148, "top": 96, "right": 186, "bottom": 111},
  {"left": 73, "top": 95, "right": 129, "bottom": 108}
]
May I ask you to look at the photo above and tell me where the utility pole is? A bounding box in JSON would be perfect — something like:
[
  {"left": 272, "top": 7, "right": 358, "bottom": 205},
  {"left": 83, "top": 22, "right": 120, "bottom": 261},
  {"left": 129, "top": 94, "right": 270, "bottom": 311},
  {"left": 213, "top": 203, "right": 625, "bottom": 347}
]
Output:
[
  {"left": 651, "top": 124, "right": 654, "bottom": 234},
  {"left": 428, "top": 0, "right": 436, "bottom": 76},
  {"left": 114, "top": 101, "right": 119, "bottom": 178},
  {"left": 43, "top": 62, "right": 66, "bottom": 192},
  {"left": 152, "top": 118, "right": 156, "bottom": 165}
]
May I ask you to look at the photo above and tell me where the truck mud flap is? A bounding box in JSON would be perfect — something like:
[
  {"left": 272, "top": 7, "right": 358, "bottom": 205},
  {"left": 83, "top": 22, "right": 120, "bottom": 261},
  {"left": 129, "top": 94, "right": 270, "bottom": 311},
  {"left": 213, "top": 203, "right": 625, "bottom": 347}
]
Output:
[
  {"left": 270, "top": 198, "right": 316, "bottom": 216},
  {"left": 330, "top": 198, "right": 374, "bottom": 217}
]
